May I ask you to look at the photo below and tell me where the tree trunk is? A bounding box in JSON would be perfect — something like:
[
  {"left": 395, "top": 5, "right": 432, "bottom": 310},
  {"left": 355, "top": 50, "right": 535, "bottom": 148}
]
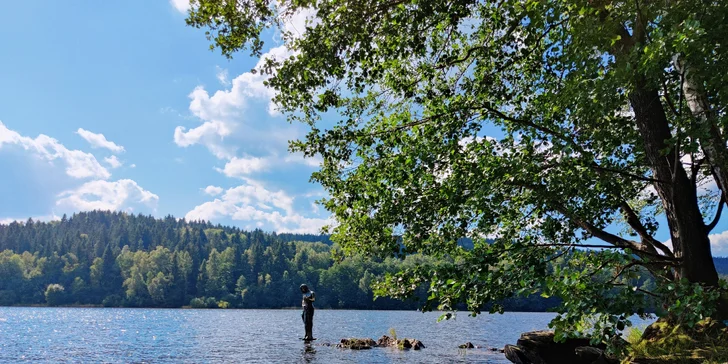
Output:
[
  {"left": 673, "top": 55, "right": 728, "bottom": 203},
  {"left": 629, "top": 80, "right": 719, "bottom": 287}
]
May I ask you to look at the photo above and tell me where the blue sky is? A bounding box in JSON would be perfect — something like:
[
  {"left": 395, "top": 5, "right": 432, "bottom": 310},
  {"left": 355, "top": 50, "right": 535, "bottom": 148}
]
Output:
[
  {"left": 0, "top": 1, "right": 328, "bottom": 234},
  {"left": 0, "top": 1, "right": 727, "bottom": 255}
]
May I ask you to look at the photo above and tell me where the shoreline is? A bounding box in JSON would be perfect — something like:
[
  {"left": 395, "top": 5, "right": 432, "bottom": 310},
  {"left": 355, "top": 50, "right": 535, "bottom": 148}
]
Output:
[{"left": 0, "top": 305, "right": 557, "bottom": 313}]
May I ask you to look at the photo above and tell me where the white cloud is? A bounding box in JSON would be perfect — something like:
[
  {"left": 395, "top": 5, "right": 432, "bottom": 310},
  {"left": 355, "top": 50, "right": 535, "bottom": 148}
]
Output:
[
  {"left": 218, "top": 156, "right": 269, "bottom": 177},
  {"left": 76, "top": 128, "right": 125, "bottom": 153},
  {"left": 174, "top": 119, "right": 235, "bottom": 159},
  {"left": 283, "top": 152, "right": 322, "bottom": 167},
  {"left": 0, "top": 214, "right": 61, "bottom": 225},
  {"left": 0, "top": 121, "right": 110, "bottom": 179},
  {"left": 662, "top": 232, "right": 728, "bottom": 257},
  {"left": 56, "top": 179, "right": 159, "bottom": 212},
  {"left": 173, "top": 44, "right": 295, "bottom": 159},
  {"left": 203, "top": 185, "right": 224, "bottom": 196},
  {"left": 709, "top": 230, "right": 728, "bottom": 257},
  {"left": 104, "top": 155, "right": 123, "bottom": 169},
  {"left": 277, "top": 3, "right": 319, "bottom": 39},
  {"left": 185, "top": 181, "right": 331, "bottom": 233},
  {"left": 170, "top": 0, "right": 190, "bottom": 13},
  {"left": 216, "top": 66, "right": 230, "bottom": 86}
]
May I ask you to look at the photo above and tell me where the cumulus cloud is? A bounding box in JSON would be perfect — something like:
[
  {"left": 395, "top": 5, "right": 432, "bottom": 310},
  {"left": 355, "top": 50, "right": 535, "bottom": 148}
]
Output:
[
  {"left": 174, "top": 119, "right": 236, "bottom": 159},
  {"left": 56, "top": 179, "right": 159, "bottom": 212},
  {"left": 218, "top": 156, "right": 269, "bottom": 177},
  {"left": 76, "top": 128, "right": 125, "bottom": 153},
  {"left": 169, "top": 0, "right": 190, "bottom": 13},
  {"left": 0, "top": 121, "right": 110, "bottom": 179},
  {"left": 185, "top": 181, "right": 331, "bottom": 233},
  {"left": 661, "top": 232, "right": 728, "bottom": 257},
  {"left": 709, "top": 230, "right": 728, "bottom": 257},
  {"left": 203, "top": 185, "right": 224, "bottom": 196},
  {"left": 104, "top": 155, "right": 123, "bottom": 169}
]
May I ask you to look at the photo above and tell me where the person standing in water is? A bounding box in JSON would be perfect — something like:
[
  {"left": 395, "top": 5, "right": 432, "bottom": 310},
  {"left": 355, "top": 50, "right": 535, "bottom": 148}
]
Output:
[{"left": 300, "top": 284, "right": 315, "bottom": 340}]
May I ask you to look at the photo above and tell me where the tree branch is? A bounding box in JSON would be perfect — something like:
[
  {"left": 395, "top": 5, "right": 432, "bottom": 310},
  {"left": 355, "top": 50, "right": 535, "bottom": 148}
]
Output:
[
  {"left": 706, "top": 194, "right": 725, "bottom": 232},
  {"left": 591, "top": 164, "right": 667, "bottom": 184},
  {"left": 607, "top": 260, "right": 678, "bottom": 285},
  {"left": 690, "top": 157, "right": 705, "bottom": 187},
  {"left": 611, "top": 283, "right": 663, "bottom": 298},
  {"left": 620, "top": 203, "right": 674, "bottom": 258}
]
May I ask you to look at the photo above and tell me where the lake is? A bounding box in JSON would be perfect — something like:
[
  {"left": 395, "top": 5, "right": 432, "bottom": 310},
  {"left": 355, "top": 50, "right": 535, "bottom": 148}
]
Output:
[{"left": 0, "top": 308, "right": 636, "bottom": 363}]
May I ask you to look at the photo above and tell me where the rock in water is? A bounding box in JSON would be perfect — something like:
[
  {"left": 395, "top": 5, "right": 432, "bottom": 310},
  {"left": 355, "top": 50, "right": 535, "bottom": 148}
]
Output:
[
  {"left": 338, "top": 338, "right": 376, "bottom": 350},
  {"left": 504, "top": 344, "right": 543, "bottom": 364},
  {"left": 504, "top": 330, "right": 611, "bottom": 364},
  {"left": 410, "top": 340, "right": 425, "bottom": 350},
  {"left": 339, "top": 335, "right": 425, "bottom": 351},
  {"left": 376, "top": 335, "right": 395, "bottom": 347},
  {"left": 458, "top": 342, "right": 475, "bottom": 349}
]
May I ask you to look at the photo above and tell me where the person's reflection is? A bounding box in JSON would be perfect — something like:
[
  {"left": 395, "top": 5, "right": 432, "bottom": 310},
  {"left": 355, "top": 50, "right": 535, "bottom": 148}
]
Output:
[{"left": 301, "top": 342, "right": 316, "bottom": 363}]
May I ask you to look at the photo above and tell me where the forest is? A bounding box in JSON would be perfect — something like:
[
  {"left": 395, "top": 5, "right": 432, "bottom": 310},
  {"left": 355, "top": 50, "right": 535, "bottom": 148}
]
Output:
[{"left": 0, "top": 211, "right": 725, "bottom": 311}]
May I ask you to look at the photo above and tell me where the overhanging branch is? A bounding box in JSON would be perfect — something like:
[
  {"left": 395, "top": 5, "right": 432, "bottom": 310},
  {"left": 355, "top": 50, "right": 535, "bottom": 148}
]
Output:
[
  {"left": 706, "top": 194, "right": 725, "bottom": 232},
  {"left": 620, "top": 203, "right": 674, "bottom": 258}
]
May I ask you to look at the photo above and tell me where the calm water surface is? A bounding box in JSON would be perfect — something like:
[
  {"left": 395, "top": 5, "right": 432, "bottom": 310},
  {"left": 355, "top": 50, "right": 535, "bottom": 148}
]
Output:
[{"left": 0, "top": 308, "right": 566, "bottom": 363}]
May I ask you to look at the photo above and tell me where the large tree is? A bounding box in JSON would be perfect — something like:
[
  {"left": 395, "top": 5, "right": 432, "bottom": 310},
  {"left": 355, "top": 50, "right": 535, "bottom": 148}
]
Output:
[{"left": 186, "top": 0, "right": 728, "bottom": 342}]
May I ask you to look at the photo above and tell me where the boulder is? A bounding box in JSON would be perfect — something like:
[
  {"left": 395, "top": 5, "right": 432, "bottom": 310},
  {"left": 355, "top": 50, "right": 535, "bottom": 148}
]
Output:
[
  {"left": 504, "top": 330, "right": 610, "bottom": 364},
  {"left": 459, "top": 342, "right": 475, "bottom": 349},
  {"left": 377, "top": 335, "right": 396, "bottom": 347},
  {"left": 338, "top": 338, "right": 376, "bottom": 350},
  {"left": 575, "top": 346, "right": 618, "bottom": 364},
  {"left": 504, "top": 344, "right": 544, "bottom": 364},
  {"left": 375, "top": 335, "right": 425, "bottom": 350},
  {"left": 410, "top": 339, "right": 426, "bottom": 350}
]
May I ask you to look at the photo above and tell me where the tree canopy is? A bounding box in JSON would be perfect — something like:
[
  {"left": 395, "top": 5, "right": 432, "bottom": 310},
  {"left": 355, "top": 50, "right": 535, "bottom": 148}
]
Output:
[
  {"left": 0, "top": 210, "right": 437, "bottom": 310},
  {"left": 186, "top": 0, "right": 728, "bottom": 346}
]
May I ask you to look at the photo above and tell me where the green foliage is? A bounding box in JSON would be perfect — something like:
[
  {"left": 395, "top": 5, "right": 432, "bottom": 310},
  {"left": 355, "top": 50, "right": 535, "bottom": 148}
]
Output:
[
  {"left": 389, "top": 328, "right": 397, "bottom": 341},
  {"left": 625, "top": 319, "right": 728, "bottom": 364},
  {"left": 185, "top": 0, "right": 728, "bottom": 350},
  {"left": 45, "top": 284, "right": 65, "bottom": 307},
  {"left": 0, "top": 211, "right": 459, "bottom": 310}
]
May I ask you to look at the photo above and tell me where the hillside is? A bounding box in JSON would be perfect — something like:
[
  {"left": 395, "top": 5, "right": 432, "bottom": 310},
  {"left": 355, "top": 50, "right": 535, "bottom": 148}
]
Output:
[
  {"left": 0, "top": 211, "right": 725, "bottom": 310},
  {"left": 0, "top": 211, "right": 413, "bottom": 309}
]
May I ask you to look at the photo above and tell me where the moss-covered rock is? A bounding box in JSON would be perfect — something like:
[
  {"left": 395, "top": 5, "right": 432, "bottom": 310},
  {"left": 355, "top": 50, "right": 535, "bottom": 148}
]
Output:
[
  {"left": 624, "top": 318, "right": 728, "bottom": 364},
  {"left": 338, "top": 338, "right": 376, "bottom": 350}
]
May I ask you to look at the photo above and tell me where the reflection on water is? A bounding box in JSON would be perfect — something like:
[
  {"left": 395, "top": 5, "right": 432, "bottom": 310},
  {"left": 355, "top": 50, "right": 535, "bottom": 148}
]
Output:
[
  {"left": 302, "top": 342, "right": 316, "bottom": 363},
  {"left": 0, "top": 307, "right": 564, "bottom": 363}
]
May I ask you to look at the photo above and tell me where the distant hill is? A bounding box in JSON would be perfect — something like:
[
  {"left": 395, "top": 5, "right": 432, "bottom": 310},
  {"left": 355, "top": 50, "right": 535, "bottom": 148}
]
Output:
[
  {"left": 715, "top": 257, "right": 728, "bottom": 276},
  {"left": 0, "top": 210, "right": 725, "bottom": 310},
  {"left": 0, "top": 210, "right": 409, "bottom": 309}
]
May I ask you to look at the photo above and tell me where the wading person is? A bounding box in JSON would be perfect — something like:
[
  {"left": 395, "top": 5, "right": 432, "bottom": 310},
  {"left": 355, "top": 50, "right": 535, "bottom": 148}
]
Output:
[{"left": 300, "top": 284, "right": 315, "bottom": 340}]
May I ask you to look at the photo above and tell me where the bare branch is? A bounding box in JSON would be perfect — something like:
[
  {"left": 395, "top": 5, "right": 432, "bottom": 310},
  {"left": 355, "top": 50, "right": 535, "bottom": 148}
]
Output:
[
  {"left": 591, "top": 164, "right": 667, "bottom": 184},
  {"left": 607, "top": 260, "right": 678, "bottom": 285},
  {"left": 611, "top": 283, "right": 663, "bottom": 298},
  {"left": 706, "top": 194, "right": 725, "bottom": 232},
  {"left": 620, "top": 203, "right": 674, "bottom": 258}
]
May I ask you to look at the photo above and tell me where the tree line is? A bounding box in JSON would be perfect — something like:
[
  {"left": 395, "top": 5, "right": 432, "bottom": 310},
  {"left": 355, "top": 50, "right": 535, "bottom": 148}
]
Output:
[
  {"left": 0, "top": 210, "right": 412, "bottom": 308},
  {"left": 1, "top": 211, "right": 725, "bottom": 310}
]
